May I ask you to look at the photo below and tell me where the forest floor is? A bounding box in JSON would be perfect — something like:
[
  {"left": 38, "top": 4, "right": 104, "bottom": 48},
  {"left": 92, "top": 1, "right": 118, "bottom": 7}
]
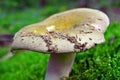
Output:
[{"left": 0, "top": 7, "right": 120, "bottom": 80}]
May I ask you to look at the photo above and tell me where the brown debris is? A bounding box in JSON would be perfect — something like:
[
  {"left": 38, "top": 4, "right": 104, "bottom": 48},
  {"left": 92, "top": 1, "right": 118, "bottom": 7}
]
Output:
[
  {"left": 41, "top": 35, "right": 59, "bottom": 53},
  {"left": 79, "top": 30, "right": 84, "bottom": 33},
  {"left": 21, "top": 39, "right": 24, "bottom": 41},
  {"left": 97, "top": 18, "right": 102, "bottom": 21},
  {"left": 74, "top": 42, "right": 87, "bottom": 52},
  {"left": 67, "top": 36, "right": 77, "bottom": 43},
  {"left": 84, "top": 31, "right": 92, "bottom": 34},
  {"left": 48, "top": 45, "right": 58, "bottom": 53},
  {"left": 79, "top": 38, "right": 81, "bottom": 41},
  {"left": 89, "top": 38, "right": 92, "bottom": 40}
]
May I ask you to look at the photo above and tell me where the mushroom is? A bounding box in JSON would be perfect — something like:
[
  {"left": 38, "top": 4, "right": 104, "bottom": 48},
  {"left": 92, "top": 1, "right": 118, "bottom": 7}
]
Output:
[{"left": 11, "top": 8, "right": 110, "bottom": 80}]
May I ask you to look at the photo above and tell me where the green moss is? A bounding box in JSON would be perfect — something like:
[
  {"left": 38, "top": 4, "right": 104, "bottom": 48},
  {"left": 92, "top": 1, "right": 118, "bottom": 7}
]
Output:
[
  {"left": 0, "top": 47, "right": 10, "bottom": 58},
  {"left": 0, "top": 51, "right": 49, "bottom": 80}
]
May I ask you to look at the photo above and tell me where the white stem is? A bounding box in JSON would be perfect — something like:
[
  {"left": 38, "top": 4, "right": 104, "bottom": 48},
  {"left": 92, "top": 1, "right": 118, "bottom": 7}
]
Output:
[{"left": 45, "top": 53, "right": 76, "bottom": 80}]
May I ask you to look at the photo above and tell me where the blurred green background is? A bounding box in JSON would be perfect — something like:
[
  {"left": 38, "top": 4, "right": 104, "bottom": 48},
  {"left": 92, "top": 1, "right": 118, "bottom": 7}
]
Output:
[{"left": 0, "top": 0, "right": 120, "bottom": 80}]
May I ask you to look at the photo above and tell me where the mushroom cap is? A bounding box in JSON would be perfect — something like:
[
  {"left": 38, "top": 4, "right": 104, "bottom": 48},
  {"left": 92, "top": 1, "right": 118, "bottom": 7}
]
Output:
[{"left": 11, "top": 8, "right": 110, "bottom": 54}]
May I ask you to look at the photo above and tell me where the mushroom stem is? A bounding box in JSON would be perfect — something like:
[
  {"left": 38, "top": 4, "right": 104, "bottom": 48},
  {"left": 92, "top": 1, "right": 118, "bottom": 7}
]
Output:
[{"left": 45, "top": 53, "right": 76, "bottom": 80}]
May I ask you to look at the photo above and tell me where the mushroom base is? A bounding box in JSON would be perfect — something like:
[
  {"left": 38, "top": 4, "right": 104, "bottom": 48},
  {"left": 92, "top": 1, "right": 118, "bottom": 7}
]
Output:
[{"left": 45, "top": 53, "right": 76, "bottom": 80}]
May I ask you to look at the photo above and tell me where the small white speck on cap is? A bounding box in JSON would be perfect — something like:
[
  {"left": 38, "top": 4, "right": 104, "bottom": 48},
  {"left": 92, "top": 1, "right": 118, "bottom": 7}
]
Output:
[
  {"left": 34, "top": 30, "right": 37, "bottom": 33},
  {"left": 46, "top": 25, "right": 55, "bottom": 32}
]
